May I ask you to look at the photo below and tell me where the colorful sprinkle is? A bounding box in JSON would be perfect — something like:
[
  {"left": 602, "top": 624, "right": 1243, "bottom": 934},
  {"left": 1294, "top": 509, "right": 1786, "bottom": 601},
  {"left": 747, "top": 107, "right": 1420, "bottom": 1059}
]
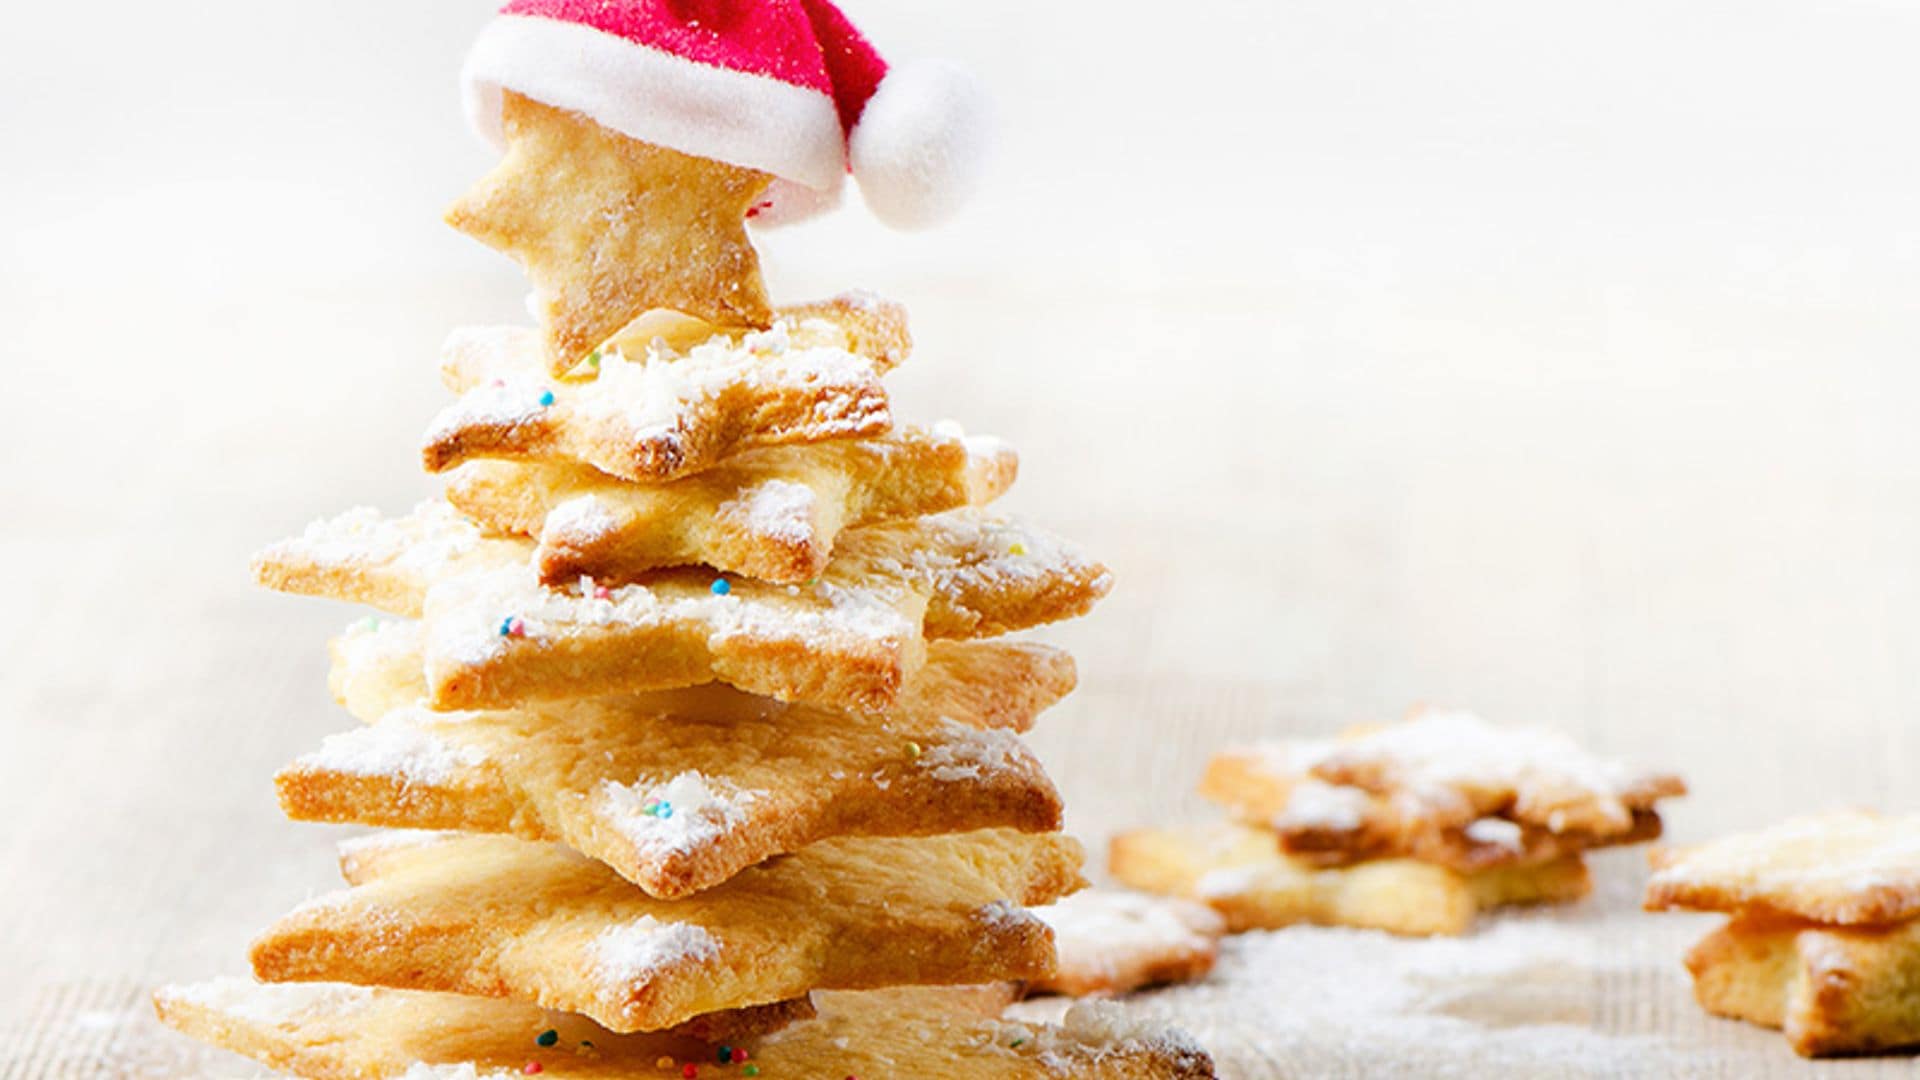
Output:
[
  {"left": 1008, "top": 542, "right": 1027, "bottom": 556},
  {"left": 1010, "top": 1037, "right": 1026, "bottom": 1047},
  {"left": 715, "top": 1046, "right": 733, "bottom": 1065},
  {"left": 538, "top": 389, "right": 556, "bottom": 407},
  {"left": 730, "top": 1049, "right": 750, "bottom": 1064},
  {"left": 742, "top": 1068, "right": 760, "bottom": 1078},
  {"left": 524, "top": 1063, "right": 543, "bottom": 1075},
  {"left": 907, "top": 741, "right": 922, "bottom": 758},
  {"left": 536, "top": 1030, "right": 558, "bottom": 1048},
  {"left": 594, "top": 585, "right": 612, "bottom": 600},
  {"left": 682, "top": 1065, "right": 700, "bottom": 1079},
  {"left": 499, "top": 616, "right": 526, "bottom": 638},
  {"left": 588, "top": 349, "right": 604, "bottom": 368},
  {"left": 655, "top": 1057, "right": 676, "bottom": 1071},
  {"left": 710, "top": 578, "right": 731, "bottom": 596}
]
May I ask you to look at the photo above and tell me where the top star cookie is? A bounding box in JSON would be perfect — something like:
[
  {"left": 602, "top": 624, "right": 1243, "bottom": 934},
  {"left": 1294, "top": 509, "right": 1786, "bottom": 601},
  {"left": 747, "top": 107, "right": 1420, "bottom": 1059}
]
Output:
[{"left": 449, "top": 93, "right": 774, "bottom": 374}]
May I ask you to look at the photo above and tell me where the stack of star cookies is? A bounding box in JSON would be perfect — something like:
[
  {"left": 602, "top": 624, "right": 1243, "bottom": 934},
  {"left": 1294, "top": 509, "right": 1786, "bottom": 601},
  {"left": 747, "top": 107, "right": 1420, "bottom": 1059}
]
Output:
[
  {"left": 1646, "top": 810, "right": 1920, "bottom": 1057},
  {"left": 1112, "top": 708, "right": 1686, "bottom": 936},
  {"left": 151, "top": 64, "right": 1225, "bottom": 1080}
]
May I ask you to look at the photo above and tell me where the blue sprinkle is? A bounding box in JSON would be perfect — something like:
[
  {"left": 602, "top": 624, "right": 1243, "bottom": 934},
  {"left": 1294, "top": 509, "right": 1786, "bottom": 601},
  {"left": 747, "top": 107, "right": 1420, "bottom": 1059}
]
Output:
[
  {"left": 656, "top": 802, "right": 673, "bottom": 819},
  {"left": 538, "top": 389, "right": 556, "bottom": 407},
  {"left": 498, "top": 617, "right": 515, "bottom": 637},
  {"left": 710, "top": 578, "right": 731, "bottom": 596}
]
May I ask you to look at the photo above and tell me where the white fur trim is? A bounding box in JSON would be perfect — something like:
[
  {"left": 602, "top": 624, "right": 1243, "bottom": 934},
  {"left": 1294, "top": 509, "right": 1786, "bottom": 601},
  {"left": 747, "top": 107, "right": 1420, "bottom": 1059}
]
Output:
[
  {"left": 750, "top": 178, "right": 847, "bottom": 228},
  {"left": 850, "top": 59, "right": 994, "bottom": 230},
  {"left": 463, "top": 14, "right": 847, "bottom": 194}
]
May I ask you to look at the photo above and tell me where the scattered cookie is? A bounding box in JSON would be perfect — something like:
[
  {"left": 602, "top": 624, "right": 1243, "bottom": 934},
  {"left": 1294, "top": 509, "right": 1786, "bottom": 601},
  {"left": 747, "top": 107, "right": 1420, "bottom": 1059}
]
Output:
[
  {"left": 426, "top": 294, "right": 908, "bottom": 484},
  {"left": 445, "top": 423, "right": 1018, "bottom": 586},
  {"left": 448, "top": 92, "right": 773, "bottom": 373},
  {"left": 1201, "top": 713, "right": 1680, "bottom": 873},
  {"left": 253, "top": 503, "right": 1111, "bottom": 714},
  {"left": 279, "top": 620, "right": 1072, "bottom": 898},
  {"left": 154, "top": 978, "right": 1215, "bottom": 1078},
  {"left": 1311, "top": 708, "right": 1685, "bottom": 834},
  {"left": 250, "top": 830, "right": 1084, "bottom": 1033},
  {"left": 1682, "top": 915, "right": 1920, "bottom": 1058},
  {"left": 1028, "top": 889, "right": 1226, "bottom": 997},
  {"left": 1646, "top": 811, "right": 1920, "bottom": 1056},
  {"left": 1110, "top": 823, "right": 1591, "bottom": 937},
  {"left": 1645, "top": 810, "right": 1920, "bottom": 925}
]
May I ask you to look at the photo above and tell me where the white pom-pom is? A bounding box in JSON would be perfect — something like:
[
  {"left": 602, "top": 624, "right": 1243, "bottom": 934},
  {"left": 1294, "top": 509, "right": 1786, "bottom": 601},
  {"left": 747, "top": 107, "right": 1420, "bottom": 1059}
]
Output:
[{"left": 849, "top": 60, "right": 994, "bottom": 230}]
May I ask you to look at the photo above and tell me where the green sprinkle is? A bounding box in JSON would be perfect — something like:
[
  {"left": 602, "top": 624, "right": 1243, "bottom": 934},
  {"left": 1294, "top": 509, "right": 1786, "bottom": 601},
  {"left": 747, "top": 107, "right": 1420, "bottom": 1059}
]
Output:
[
  {"left": 1011, "top": 1038, "right": 1025, "bottom": 1048},
  {"left": 742, "top": 1068, "right": 760, "bottom": 1077},
  {"left": 536, "top": 1030, "right": 559, "bottom": 1048},
  {"left": 587, "top": 348, "right": 603, "bottom": 368}
]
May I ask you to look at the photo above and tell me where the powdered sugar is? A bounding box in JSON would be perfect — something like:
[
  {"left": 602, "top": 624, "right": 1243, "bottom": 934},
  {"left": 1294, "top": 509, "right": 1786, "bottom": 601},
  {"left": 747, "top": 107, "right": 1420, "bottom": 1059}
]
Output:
[
  {"left": 162, "top": 978, "right": 374, "bottom": 1026},
  {"left": 1006, "top": 915, "right": 1700, "bottom": 1077},
  {"left": 297, "top": 712, "right": 485, "bottom": 784},
  {"left": 1193, "top": 865, "right": 1262, "bottom": 901},
  {"left": 589, "top": 917, "right": 720, "bottom": 987},
  {"left": 917, "top": 720, "right": 1025, "bottom": 783},
  {"left": 401, "top": 1065, "right": 518, "bottom": 1080},
  {"left": 545, "top": 492, "right": 619, "bottom": 540},
  {"left": 266, "top": 502, "right": 483, "bottom": 579},
  {"left": 423, "top": 375, "right": 551, "bottom": 447},
  {"left": 717, "top": 479, "right": 818, "bottom": 546},
  {"left": 1276, "top": 780, "right": 1375, "bottom": 832},
  {"left": 1051, "top": 1000, "right": 1211, "bottom": 1067},
  {"left": 1465, "top": 816, "right": 1526, "bottom": 852},
  {"left": 742, "top": 322, "right": 791, "bottom": 355},
  {"left": 975, "top": 899, "right": 1036, "bottom": 934},
  {"left": 597, "top": 771, "right": 761, "bottom": 857}
]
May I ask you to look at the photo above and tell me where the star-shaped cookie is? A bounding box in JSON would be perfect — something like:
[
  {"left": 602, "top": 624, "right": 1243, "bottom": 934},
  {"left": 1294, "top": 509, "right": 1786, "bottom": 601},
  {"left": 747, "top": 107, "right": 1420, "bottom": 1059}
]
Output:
[
  {"left": 449, "top": 92, "right": 774, "bottom": 374},
  {"left": 154, "top": 979, "right": 1216, "bottom": 1079},
  {"left": 249, "top": 830, "right": 1084, "bottom": 1034}
]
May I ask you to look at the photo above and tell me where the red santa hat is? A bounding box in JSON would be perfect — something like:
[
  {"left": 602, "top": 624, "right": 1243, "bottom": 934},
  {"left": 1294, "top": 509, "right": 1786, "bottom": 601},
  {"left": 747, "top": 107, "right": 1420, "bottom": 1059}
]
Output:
[{"left": 462, "top": 0, "right": 992, "bottom": 229}]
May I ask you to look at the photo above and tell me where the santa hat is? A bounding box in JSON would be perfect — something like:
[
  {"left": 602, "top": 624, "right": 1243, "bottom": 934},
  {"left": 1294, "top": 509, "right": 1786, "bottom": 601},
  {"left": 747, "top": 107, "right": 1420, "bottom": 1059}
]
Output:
[{"left": 462, "top": 0, "right": 992, "bottom": 229}]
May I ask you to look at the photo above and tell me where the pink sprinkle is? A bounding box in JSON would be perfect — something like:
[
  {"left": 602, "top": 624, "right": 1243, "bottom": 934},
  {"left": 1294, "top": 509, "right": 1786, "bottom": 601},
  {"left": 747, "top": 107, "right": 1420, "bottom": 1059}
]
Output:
[
  {"left": 594, "top": 585, "right": 612, "bottom": 600},
  {"left": 524, "top": 1063, "right": 543, "bottom": 1075}
]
